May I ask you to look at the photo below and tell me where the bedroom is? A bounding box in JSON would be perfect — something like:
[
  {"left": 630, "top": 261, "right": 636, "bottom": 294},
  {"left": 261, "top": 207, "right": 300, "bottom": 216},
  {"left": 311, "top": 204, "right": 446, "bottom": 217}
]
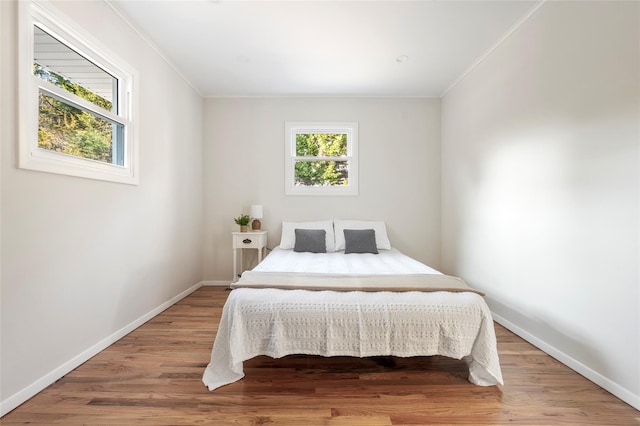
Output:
[{"left": 1, "top": 0, "right": 638, "bottom": 422}]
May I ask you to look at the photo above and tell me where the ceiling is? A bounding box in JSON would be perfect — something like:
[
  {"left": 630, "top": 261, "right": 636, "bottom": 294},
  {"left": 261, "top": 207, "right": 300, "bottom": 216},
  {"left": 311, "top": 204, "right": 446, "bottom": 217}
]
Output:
[{"left": 109, "top": 1, "right": 541, "bottom": 98}]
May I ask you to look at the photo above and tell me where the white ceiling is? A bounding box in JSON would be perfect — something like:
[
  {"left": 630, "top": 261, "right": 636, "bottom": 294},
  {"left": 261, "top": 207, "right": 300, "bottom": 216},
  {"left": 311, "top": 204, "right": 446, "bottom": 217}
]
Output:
[{"left": 109, "top": 0, "right": 540, "bottom": 98}]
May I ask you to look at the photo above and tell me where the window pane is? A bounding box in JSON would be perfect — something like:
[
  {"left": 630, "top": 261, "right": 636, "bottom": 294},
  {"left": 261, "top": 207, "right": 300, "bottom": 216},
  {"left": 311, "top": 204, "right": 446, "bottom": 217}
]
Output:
[
  {"left": 294, "top": 160, "right": 349, "bottom": 187},
  {"left": 295, "top": 133, "right": 347, "bottom": 157},
  {"left": 33, "top": 26, "right": 116, "bottom": 112},
  {"left": 38, "top": 91, "right": 124, "bottom": 165}
]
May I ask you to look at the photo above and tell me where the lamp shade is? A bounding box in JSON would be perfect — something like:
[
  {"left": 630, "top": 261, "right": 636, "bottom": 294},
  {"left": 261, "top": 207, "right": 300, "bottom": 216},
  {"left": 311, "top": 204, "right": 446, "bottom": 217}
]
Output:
[{"left": 250, "top": 205, "right": 263, "bottom": 219}]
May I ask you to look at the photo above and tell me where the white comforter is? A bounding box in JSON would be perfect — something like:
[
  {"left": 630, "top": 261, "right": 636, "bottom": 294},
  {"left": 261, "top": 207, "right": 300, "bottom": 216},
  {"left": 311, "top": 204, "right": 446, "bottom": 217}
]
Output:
[
  {"left": 253, "top": 247, "right": 442, "bottom": 275},
  {"left": 202, "top": 248, "right": 503, "bottom": 390}
]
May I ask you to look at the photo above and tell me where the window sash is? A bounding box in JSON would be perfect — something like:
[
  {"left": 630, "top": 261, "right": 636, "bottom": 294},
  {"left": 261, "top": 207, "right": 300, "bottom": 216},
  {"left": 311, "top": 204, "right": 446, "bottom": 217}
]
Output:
[
  {"left": 37, "top": 90, "right": 126, "bottom": 166},
  {"left": 293, "top": 159, "right": 350, "bottom": 187},
  {"left": 294, "top": 132, "right": 348, "bottom": 158},
  {"left": 33, "top": 24, "right": 118, "bottom": 113},
  {"left": 36, "top": 75, "right": 128, "bottom": 129}
]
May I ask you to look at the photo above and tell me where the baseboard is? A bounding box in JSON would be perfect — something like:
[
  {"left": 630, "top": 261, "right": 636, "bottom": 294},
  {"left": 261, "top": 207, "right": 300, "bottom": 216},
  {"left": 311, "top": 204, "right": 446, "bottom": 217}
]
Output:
[
  {"left": 201, "top": 280, "right": 231, "bottom": 287},
  {"left": 492, "top": 312, "right": 640, "bottom": 411},
  {"left": 0, "top": 281, "right": 203, "bottom": 417}
]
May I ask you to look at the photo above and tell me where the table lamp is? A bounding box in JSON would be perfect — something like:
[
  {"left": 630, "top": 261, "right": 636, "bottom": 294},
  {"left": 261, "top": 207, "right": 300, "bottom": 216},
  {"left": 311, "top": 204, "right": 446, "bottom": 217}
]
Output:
[{"left": 250, "top": 205, "right": 263, "bottom": 230}]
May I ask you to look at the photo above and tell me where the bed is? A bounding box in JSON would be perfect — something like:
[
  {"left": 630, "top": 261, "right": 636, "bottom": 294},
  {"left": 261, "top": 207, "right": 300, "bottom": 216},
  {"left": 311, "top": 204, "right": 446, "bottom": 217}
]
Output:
[{"left": 202, "top": 220, "right": 503, "bottom": 390}]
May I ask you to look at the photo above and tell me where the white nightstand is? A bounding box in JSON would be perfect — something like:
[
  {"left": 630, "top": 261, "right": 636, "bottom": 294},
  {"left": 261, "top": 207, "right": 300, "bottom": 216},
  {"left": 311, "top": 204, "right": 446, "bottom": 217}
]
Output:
[{"left": 232, "top": 230, "right": 268, "bottom": 281}]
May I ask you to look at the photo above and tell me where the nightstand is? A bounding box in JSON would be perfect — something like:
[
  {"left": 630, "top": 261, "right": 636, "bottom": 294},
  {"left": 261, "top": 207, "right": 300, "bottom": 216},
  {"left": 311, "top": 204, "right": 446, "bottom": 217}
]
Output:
[{"left": 232, "top": 230, "right": 268, "bottom": 281}]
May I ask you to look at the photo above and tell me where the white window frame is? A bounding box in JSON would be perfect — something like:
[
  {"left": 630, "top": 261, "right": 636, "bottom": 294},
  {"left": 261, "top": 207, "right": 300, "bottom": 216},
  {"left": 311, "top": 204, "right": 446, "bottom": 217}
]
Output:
[
  {"left": 18, "top": 1, "right": 139, "bottom": 185},
  {"left": 284, "top": 122, "right": 359, "bottom": 196}
]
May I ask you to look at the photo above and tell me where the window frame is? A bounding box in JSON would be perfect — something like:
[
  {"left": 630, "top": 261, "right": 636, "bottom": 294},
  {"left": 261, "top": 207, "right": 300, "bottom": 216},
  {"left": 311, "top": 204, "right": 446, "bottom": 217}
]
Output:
[
  {"left": 18, "top": 0, "right": 139, "bottom": 185},
  {"left": 284, "top": 121, "right": 359, "bottom": 196}
]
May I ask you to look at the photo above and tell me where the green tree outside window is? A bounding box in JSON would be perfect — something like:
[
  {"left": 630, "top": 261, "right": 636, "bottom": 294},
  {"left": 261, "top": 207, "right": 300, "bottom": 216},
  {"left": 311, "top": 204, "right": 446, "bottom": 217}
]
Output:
[
  {"left": 34, "top": 64, "right": 116, "bottom": 164},
  {"left": 294, "top": 133, "right": 349, "bottom": 186}
]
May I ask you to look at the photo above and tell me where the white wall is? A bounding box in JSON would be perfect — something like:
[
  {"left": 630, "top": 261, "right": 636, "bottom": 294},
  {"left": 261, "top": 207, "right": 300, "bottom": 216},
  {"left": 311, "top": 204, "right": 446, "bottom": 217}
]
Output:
[
  {"left": 0, "top": 0, "right": 204, "bottom": 414},
  {"left": 441, "top": 1, "right": 639, "bottom": 409},
  {"left": 203, "top": 98, "right": 441, "bottom": 281}
]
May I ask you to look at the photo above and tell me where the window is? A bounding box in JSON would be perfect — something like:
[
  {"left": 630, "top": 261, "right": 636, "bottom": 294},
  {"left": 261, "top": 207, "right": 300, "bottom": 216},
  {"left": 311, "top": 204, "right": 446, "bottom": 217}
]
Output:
[
  {"left": 18, "top": 1, "right": 138, "bottom": 184},
  {"left": 284, "top": 122, "right": 358, "bottom": 196}
]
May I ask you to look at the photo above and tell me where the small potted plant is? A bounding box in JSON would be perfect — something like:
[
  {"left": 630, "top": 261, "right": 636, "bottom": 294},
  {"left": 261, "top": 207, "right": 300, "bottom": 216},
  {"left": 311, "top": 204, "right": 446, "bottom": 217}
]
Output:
[{"left": 234, "top": 214, "right": 251, "bottom": 232}]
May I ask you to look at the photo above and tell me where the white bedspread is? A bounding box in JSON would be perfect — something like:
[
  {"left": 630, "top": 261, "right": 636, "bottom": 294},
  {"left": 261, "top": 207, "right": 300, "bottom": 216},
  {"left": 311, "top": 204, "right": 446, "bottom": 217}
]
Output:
[
  {"left": 202, "top": 248, "right": 503, "bottom": 390},
  {"left": 253, "top": 247, "right": 442, "bottom": 275}
]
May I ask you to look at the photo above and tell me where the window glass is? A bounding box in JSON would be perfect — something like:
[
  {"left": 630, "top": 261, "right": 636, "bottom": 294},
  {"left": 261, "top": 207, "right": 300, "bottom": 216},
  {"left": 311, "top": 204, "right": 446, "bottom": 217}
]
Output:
[
  {"left": 33, "top": 25, "right": 123, "bottom": 166},
  {"left": 33, "top": 26, "right": 117, "bottom": 112},
  {"left": 295, "top": 133, "right": 347, "bottom": 157},
  {"left": 37, "top": 91, "right": 124, "bottom": 165},
  {"left": 294, "top": 160, "right": 350, "bottom": 187},
  {"left": 294, "top": 133, "right": 349, "bottom": 187}
]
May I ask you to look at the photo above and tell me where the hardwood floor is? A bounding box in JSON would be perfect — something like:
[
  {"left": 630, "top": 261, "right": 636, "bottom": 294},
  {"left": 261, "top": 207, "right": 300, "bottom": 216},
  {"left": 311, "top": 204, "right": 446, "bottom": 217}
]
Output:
[{"left": 2, "top": 286, "right": 638, "bottom": 425}]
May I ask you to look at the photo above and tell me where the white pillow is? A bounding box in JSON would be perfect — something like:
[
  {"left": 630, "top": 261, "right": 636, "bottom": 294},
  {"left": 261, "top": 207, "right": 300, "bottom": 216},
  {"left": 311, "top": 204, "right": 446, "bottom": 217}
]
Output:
[
  {"left": 334, "top": 220, "right": 391, "bottom": 251},
  {"left": 280, "top": 220, "right": 335, "bottom": 252}
]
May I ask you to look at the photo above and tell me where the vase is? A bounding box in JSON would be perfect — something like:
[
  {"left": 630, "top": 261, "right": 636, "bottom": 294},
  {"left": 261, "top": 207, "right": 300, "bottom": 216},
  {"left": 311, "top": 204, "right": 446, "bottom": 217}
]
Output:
[{"left": 240, "top": 225, "right": 248, "bottom": 232}]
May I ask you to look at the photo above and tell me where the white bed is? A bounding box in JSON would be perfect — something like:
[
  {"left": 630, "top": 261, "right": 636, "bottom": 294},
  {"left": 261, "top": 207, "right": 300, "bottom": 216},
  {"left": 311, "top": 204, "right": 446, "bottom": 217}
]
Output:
[{"left": 202, "top": 244, "right": 503, "bottom": 390}]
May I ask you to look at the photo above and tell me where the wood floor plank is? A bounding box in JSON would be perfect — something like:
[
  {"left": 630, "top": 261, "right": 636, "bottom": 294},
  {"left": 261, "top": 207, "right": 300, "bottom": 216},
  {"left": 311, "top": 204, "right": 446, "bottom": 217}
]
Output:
[{"left": 2, "top": 286, "right": 638, "bottom": 425}]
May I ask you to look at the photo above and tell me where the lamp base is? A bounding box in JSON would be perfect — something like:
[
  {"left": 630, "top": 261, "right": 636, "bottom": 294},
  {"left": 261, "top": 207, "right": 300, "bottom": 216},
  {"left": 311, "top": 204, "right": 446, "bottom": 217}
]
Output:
[{"left": 251, "top": 219, "right": 261, "bottom": 230}]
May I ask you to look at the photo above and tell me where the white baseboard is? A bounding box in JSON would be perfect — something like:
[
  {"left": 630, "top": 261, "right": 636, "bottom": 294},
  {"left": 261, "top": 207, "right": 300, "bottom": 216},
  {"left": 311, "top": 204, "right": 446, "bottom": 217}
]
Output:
[
  {"left": 492, "top": 312, "right": 640, "bottom": 411},
  {"left": 0, "top": 281, "right": 203, "bottom": 417},
  {"left": 201, "top": 280, "right": 231, "bottom": 287}
]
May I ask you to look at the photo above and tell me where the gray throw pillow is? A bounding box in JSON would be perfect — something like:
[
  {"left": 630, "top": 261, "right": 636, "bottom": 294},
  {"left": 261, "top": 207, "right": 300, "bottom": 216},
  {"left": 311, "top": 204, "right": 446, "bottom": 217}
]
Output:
[
  {"left": 343, "top": 229, "right": 378, "bottom": 254},
  {"left": 294, "top": 229, "right": 327, "bottom": 253}
]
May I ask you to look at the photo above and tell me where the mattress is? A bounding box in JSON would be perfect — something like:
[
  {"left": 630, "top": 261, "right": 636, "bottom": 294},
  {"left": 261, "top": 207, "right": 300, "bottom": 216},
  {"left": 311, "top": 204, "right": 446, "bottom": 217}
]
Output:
[{"left": 202, "top": 248, "right": 503, "bottom": 390}]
